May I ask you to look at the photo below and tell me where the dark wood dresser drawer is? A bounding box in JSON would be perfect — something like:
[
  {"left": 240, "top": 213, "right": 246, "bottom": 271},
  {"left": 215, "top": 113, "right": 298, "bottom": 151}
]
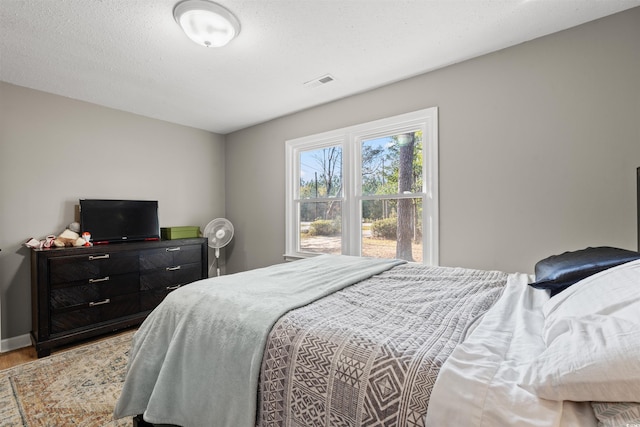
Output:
[
  {"left": 140, "top": 244, "right": 202, "bottom": 270},
  {"left": 49, "top": 252, "right": 139, "bottom": 285},
  {"left": 141, "top": 289, "right": 175, "bottom": 312},
  {"left": 140, "top": 263, "right": 203, "bottom": 291},
  {"left": 139, "top": 262, "right": 203, "bottom": 311},
  {"left": 50, "top": 272, "right": 139, "bottom": 309},
  {"left": 51, "top": 293, "right": 140, "bottom": 334}
]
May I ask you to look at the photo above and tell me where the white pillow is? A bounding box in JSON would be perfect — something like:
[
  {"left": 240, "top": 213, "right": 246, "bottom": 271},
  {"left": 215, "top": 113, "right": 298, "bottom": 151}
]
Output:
[
  {"left": 543, "top": 259, "right": 640, "bottom": 326},
  {"left": 518, "top": 259, "right": 640, "bottom": 402},
  {"left": 519, "top": 315, "right": 640, "bottom": 401}
]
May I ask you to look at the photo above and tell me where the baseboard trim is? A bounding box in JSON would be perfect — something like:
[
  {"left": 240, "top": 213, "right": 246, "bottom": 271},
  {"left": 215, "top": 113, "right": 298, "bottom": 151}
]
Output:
[{"left": 1, "top": 333, "right": 32, "bottom": 353}]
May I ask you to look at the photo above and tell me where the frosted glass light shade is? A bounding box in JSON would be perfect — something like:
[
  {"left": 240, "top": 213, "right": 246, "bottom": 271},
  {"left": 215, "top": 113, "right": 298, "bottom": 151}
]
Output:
[{"left": 173, "top": 0, "right": 240, "bottom": 47}]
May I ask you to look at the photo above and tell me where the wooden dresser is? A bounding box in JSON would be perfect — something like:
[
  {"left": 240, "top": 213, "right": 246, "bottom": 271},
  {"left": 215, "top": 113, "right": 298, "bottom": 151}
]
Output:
[{"left": 30, "top": 238, "right": 207, "bottom": 357}]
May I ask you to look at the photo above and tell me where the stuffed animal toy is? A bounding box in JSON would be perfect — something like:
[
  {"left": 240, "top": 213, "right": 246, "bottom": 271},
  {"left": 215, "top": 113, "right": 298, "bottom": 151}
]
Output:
[
  {"left": 53, "top": 222, "right": 87, "bottom": 247},
  {"left": 68, "top": 221, "right": 81, "bottom": 234},
  {"left": 24, "top": 222, "right": 88, "bottom": 249}
]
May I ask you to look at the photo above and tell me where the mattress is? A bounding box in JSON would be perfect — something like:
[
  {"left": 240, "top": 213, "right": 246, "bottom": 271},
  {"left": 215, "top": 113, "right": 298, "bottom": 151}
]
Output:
[{"left": 114, "top": 256, "right": 508, "bottom": 427}]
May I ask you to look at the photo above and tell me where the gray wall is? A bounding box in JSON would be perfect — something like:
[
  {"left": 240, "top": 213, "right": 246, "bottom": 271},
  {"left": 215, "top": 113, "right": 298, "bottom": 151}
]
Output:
[
  {"left": 0, "top": 82, "right": 225, "bottom": 343},
  {"left": 225, "top": 8, "right": 640, "bottom": 274}
]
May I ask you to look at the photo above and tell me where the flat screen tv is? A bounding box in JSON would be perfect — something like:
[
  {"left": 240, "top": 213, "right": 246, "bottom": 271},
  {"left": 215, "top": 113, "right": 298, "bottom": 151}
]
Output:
[{"left": 80, "top": 199, "right": 160, "bottom": 244}]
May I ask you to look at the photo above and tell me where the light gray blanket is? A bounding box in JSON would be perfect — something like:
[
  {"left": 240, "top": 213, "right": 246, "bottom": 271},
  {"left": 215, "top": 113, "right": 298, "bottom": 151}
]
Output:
[{"left": 113, "top": 255, "right": 405, "bottom": 427}]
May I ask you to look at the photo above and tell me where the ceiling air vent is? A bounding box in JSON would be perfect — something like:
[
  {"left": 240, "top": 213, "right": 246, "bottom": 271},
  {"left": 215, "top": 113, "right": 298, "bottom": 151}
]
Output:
[{"left": 303, "top": 74, "right": 335, "bottom": 89}]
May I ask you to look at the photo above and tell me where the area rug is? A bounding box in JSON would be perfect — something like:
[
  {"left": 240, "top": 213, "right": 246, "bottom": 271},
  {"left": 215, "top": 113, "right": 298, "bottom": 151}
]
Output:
[{"left": 0, "top": 330, "right": 135, "bottom": 426}]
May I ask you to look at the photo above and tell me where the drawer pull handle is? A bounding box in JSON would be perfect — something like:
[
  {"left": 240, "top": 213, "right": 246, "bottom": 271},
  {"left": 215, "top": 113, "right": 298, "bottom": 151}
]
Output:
[
  {"left": 89, "top": 254, "right": 110, "bottom": 260},
  {"left": 166, "top": 266, "right": 181, "bottom": 271},
  {"left": 89, "top": 298, "right": 111, "bottom": 307},
  {"left": 89, "top": 276, "right": 110, "bottom": 284},
  {"left": 166, "top": 285, "right": 182, "bottom": 291},
  {"left": 166, "top": 247, "right": 181, "bottom": 252}
]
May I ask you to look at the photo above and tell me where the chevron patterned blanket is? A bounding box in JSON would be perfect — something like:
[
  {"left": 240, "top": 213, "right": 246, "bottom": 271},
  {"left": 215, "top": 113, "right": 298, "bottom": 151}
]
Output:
[{"left": 257, "top": 263, "right": 507, "bottom": 427}]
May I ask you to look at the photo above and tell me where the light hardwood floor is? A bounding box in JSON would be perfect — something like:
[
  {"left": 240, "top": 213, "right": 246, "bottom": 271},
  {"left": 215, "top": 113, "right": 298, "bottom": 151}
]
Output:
[{"left": 0, "top": 345, "right": 38, "bottom": 370}]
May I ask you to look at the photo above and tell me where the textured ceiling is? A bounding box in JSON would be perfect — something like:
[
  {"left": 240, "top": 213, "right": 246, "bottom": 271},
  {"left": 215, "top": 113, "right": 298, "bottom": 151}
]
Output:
[{"left": 1, "top": 0, "right": 639, "bottom": 134}]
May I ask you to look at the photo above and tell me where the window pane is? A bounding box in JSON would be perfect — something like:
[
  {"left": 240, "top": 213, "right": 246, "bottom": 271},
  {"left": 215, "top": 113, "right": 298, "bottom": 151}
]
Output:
[
  {"left": 299, "top": 201, "right": 342, "bottom": 254},
  {"left": 361, "top": 131, "right": 422, "bottom": 196},
  {"left": 286, "top": 107, "right": 437, "bottom": 263},
  {"left": 299, "top": 146, "right": 342, "bottom": 198},
  {"left": 362, "top": 198, "right": 423, "bottom": 262}
]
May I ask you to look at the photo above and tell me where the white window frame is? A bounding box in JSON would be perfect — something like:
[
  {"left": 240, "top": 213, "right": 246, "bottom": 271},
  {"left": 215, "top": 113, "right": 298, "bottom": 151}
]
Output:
[{"left": 285, "top": 107, "right": 439, "bottom": 265}]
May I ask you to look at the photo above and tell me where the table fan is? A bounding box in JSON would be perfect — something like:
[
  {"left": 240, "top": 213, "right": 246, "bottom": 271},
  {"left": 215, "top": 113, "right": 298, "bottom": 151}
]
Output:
[{"left": 203, "top": 218, "right": 234, "bottom": 276}]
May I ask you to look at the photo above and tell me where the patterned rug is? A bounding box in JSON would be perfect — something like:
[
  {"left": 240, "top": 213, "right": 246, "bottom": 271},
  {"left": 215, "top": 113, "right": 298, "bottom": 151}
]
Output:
[{"left": 0, "top": 330, "right": 135, "bottom": 427}]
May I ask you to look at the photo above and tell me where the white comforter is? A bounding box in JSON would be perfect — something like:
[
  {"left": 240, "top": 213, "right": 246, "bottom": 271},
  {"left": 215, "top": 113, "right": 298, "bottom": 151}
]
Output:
[{"left": 425, "top": 273, "right": 598, "bottom": 427}]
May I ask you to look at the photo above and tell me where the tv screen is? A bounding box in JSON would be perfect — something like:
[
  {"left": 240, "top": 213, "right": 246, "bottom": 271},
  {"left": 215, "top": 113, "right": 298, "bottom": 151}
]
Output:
[{"left": 80, "top": 199, "right": 160, "bottom": 244}]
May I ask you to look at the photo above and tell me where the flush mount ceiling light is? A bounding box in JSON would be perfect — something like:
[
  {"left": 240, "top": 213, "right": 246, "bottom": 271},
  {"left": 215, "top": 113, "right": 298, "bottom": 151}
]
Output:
[{"left": 173, "top": 0, "right": 240, "bottom": 47}]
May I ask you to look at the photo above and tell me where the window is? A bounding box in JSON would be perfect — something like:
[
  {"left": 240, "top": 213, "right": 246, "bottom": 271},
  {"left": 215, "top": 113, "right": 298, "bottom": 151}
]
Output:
[{"left": 285, "top": 108, "right": 438, "bottom": 264}]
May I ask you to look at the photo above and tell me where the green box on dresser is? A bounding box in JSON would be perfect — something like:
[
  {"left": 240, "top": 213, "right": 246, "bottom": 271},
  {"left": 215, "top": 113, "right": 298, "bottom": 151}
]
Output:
[{"left": 30, "top": 238, "right": 207, "bottom": 358}]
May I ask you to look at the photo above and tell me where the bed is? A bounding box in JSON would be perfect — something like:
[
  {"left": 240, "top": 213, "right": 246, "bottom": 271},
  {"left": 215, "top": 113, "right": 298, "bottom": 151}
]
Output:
[{"left": 113, "top": 248, "right": 640, "bottom": 427}]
